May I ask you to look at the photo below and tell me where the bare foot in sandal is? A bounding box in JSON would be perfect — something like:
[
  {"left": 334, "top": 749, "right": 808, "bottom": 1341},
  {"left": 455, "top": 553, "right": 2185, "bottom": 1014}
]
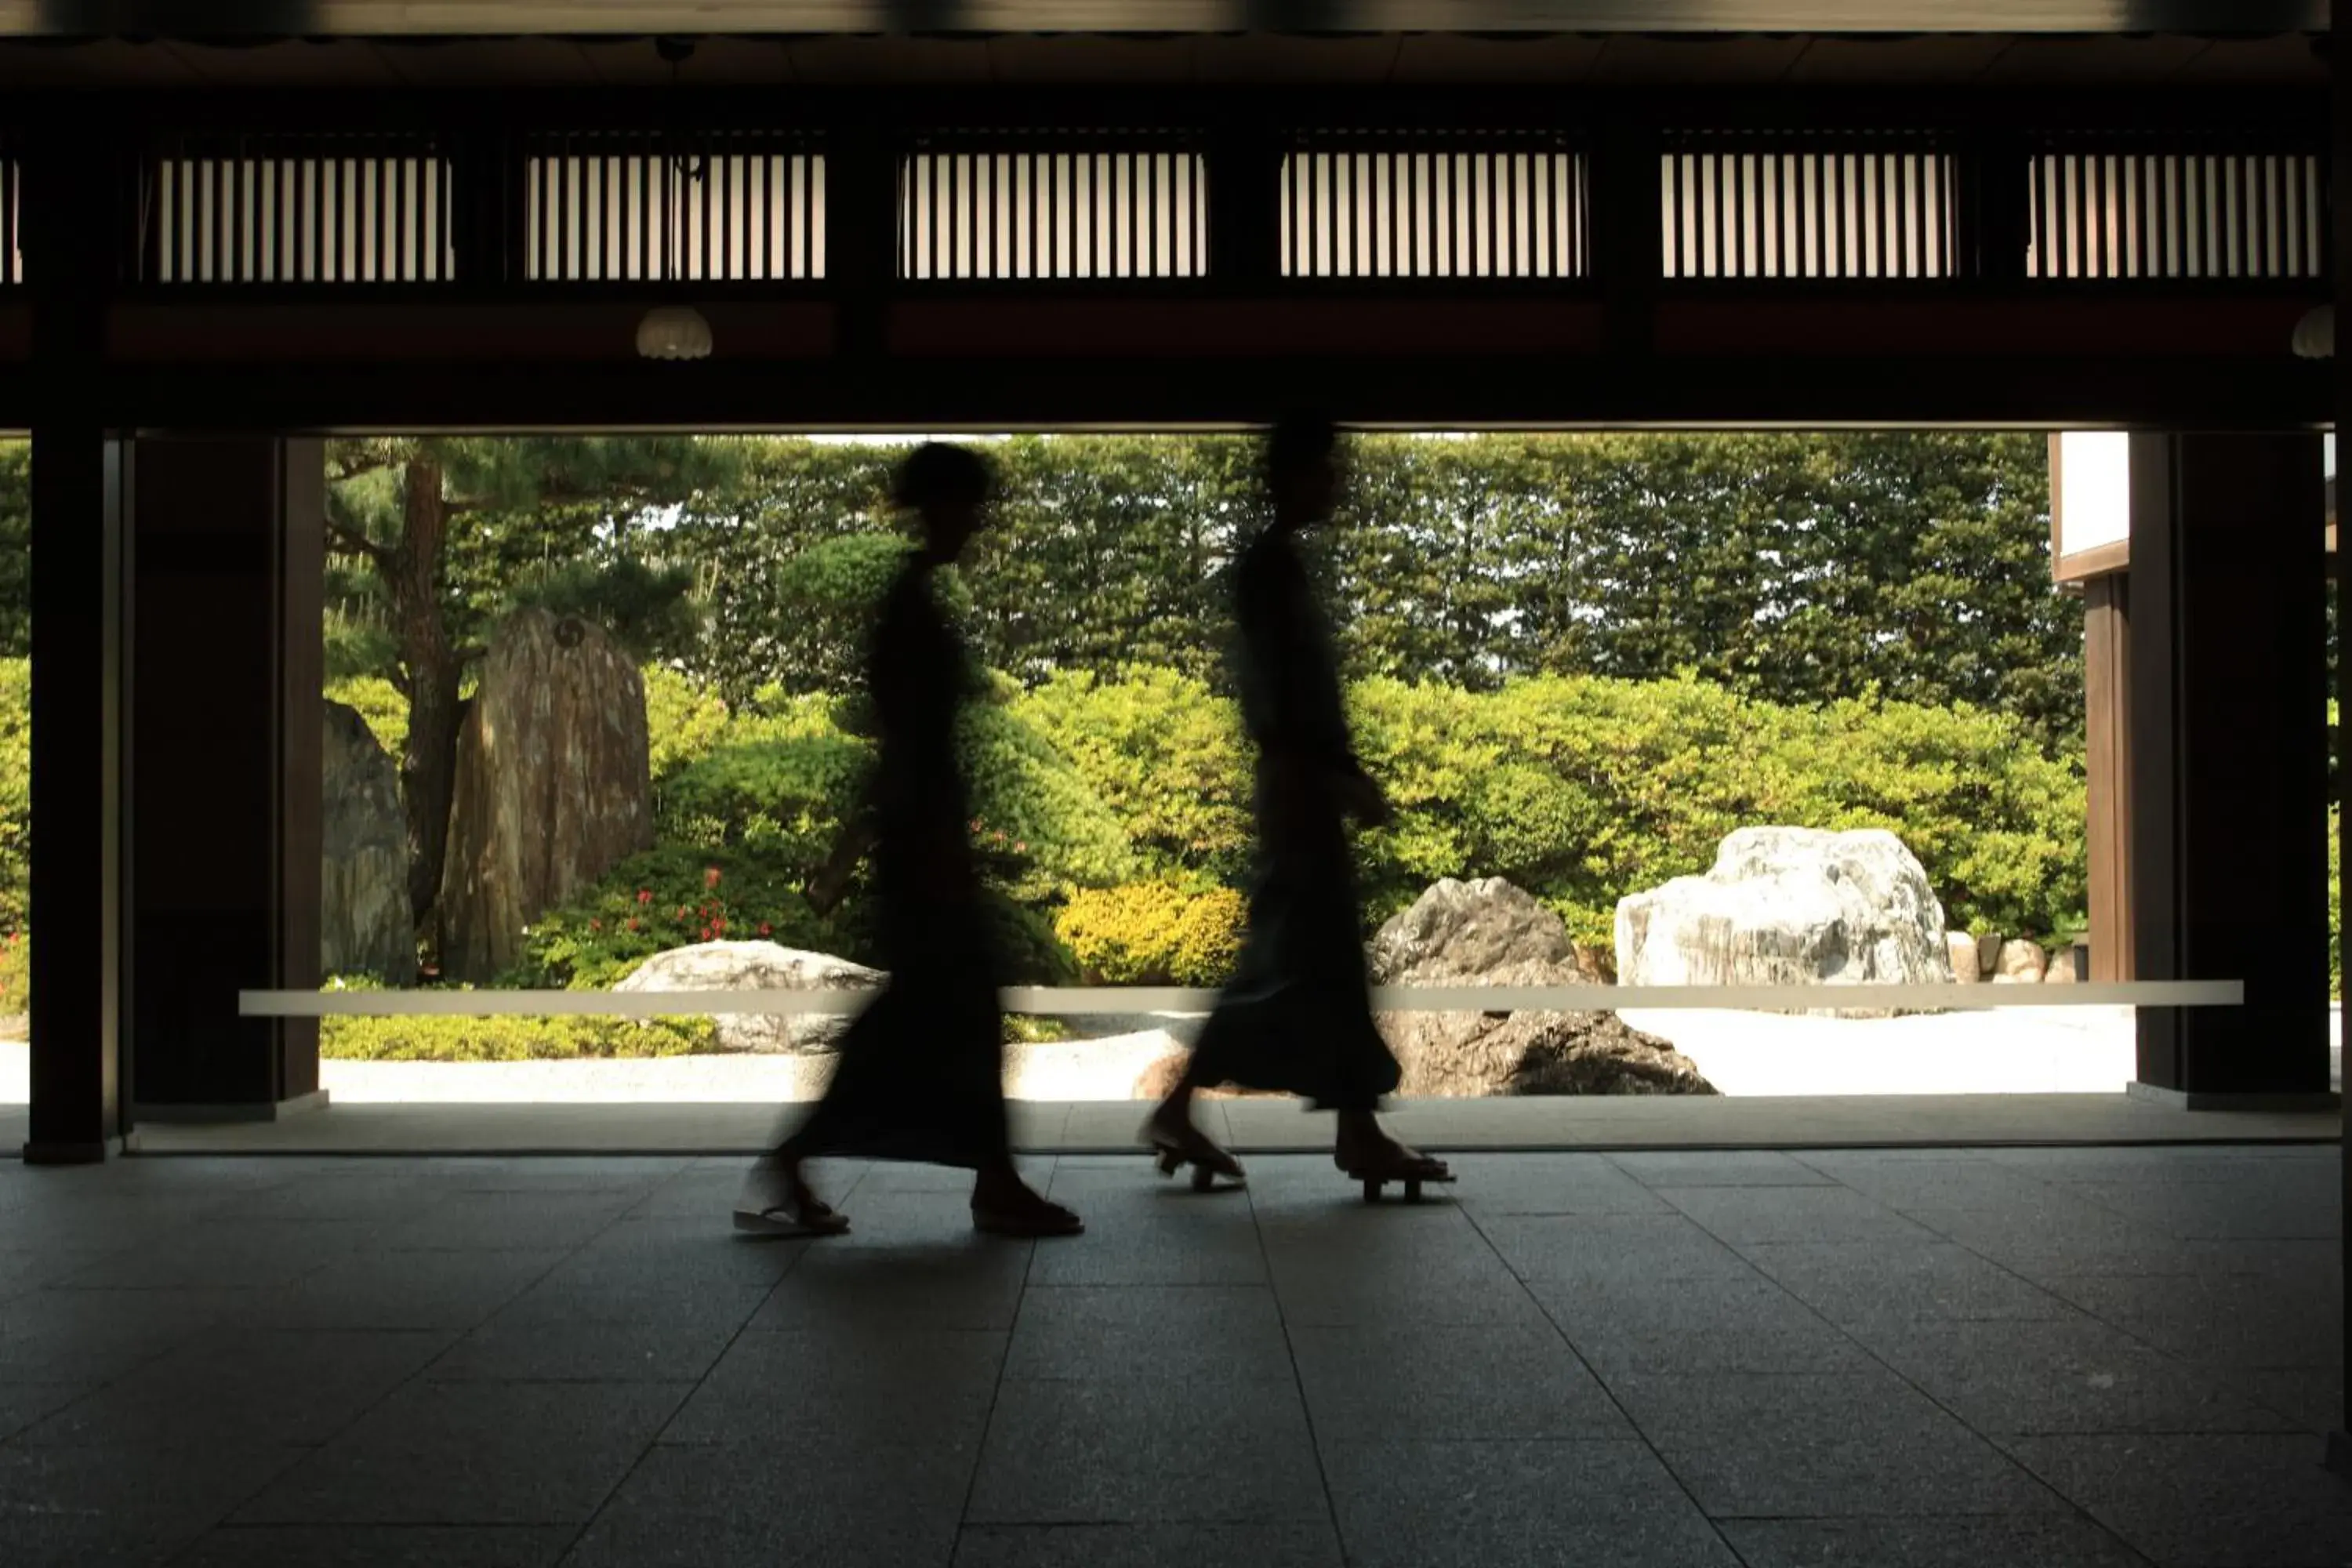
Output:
[
  {"left": 970, "top": 1163, "right": 1083, "bottom": 1238},
  {"left": 1143, "top": 1090, "right": 1247, "bottom": 1186},
  {"left": 1334, "top": 1112, "right": 1452, "bottom": 1184},
  {"left": 734, "top": 1158, "right": 850, "bottom": 1237}
]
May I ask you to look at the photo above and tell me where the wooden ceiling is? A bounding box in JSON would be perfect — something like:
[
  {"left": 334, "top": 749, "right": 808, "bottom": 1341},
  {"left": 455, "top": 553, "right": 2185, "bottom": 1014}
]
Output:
[{"left": 0, "top": 29, "right": 2323, "bottom": 89}]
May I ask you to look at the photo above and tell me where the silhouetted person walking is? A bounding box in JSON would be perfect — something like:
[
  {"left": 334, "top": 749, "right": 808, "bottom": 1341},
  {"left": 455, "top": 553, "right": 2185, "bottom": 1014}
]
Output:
[
  {"left": 736, "top": 444, "right": 1081, "bottom": 1240},
  {"left": 1146, "top": 416, "right": 1452, "bottom": 1196}
]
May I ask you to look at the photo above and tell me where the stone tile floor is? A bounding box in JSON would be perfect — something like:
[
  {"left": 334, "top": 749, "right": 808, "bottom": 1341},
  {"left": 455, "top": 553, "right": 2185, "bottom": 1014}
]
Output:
[{"left": 0, "top": 1142, "right": 2342, "bottom": 1566}]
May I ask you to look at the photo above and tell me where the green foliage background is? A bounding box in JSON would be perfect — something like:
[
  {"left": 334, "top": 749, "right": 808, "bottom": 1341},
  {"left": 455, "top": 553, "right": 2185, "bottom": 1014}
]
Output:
[{"left": 10, "top": 430, "right": 2339, "bottom": 1052}]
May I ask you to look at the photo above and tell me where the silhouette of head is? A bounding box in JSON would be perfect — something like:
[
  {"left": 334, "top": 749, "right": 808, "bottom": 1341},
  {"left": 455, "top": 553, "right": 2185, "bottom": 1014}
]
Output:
[
  {"left": 894, "top": 442, "right": 995, "bottom": 565},
  {"left": 1265, "top": 414, "right": 1341, "bottom": 529}
]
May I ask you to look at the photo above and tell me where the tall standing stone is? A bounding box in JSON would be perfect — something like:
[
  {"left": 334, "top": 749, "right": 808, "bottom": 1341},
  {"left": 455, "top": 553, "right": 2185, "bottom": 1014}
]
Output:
[
  {"left": 437, "top": 610, "right": 655, "bottom": 981},
  {"left": 320, "top": 699, "right": 413, "bottom": 982}
]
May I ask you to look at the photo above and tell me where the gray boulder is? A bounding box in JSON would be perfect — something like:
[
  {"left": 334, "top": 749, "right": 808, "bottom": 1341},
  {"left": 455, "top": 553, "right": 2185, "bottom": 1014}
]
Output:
[
  {"left": 1371, "top": 877, "right": 1715, "bottom": 1098},
  {"left": 321, "top": 699, "right": 412, "bottom": 982},
  {"left": 614, "top": 940, "right": 884, "bottom": 1054},
  {"left": 1613, "top": 827, "right": 1952, "bottom": 1017}
]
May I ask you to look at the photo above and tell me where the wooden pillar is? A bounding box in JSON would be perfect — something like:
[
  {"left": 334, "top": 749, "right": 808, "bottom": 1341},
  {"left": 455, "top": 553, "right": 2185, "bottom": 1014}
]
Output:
[
  {"left": 2128, "top": 432, "right": 2332, "bottom": 1107},
  {"left": 830, "top": 112, "right": 894, "bottom": 366},
  {"left": 24, "top": 430, "right": 129, "bottom": 1163},
  {"left": 1207, "top": 112, "right": 1281, "bottom": 296},
  {"left": 2332, "top": 0, "right": 2352, "bottom": 1483},
  {"left": 2082, "top": 572, "right": 2133, "bottom": 983},
  {"left": 1595, "top": 113, "right": 1661, "bottom": 359},
  {"left": 126, "top": 437, "right": 324, "bottom": 1120},
  {"left": 20, "top": 115, "right": 128, "bottom": 1163}
]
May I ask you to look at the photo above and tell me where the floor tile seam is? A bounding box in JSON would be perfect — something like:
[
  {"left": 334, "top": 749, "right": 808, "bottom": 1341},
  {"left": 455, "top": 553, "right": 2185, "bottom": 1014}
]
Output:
[
  {"left": 1453, "top": 1199, "right": 1764, "bottom": 1567},
  {"left": 1592, "top": 1184, "right": 2172, "bottom": 1553},
  {"left": 1726, "top": 1232, "right": 2123, "bottom": 1330},
  {"left": 305, "top": 1244, "right": 586, "bottom": 1457},
  {"left": 0, "top": 1314, "right": 246, "bottom": 1451},
  {"left": 1726, "top": 1201, "right": 2228, "bottom": 1375},
  {"left": 546, "top": 1410, "right": 681, "bottom": 1566},
  {"left": 1785, "top": 1149, "right": 2079, "bottom": 1203},
  {"left": 1991, "top": 1273, "right": 2335, "bottom": 1388},
  {"left": 1240, "top": 1167, "right": 1348, "bottom": 1550},
  {"left": 953, "top": 1163, "right": 1054, "bottom": 1532},
  {"left": 1702, "top": 1504, "right": 2161, "bottom": 1563},
  {"left": 136, "top": 1443, "right": 322, "bottom": 1568}
]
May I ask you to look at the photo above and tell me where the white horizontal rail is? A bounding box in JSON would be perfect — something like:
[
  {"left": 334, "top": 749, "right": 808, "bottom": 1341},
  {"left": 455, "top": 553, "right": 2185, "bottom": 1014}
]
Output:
[{"left": 241, "top": 981, "right": 2244, "bottom": 1018}]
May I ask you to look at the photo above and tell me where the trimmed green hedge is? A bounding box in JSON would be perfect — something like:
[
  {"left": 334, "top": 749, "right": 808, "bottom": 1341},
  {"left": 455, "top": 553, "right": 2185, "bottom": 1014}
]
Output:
[
  {"left": 1015, "top": 666, "right": 2090, "bottom": 955},
  {"left": 320, "top": 1012, "right": 716, "bottom": 1062}
]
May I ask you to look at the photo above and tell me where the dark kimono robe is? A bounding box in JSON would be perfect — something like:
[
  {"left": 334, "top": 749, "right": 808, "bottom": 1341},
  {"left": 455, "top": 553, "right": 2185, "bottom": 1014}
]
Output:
[
  {"left": 1185, "top": 528, "right": 1403, "bottom": 1112},
  {"left": 772, "top": 561, "right": 1010, "bottom": 1170}
]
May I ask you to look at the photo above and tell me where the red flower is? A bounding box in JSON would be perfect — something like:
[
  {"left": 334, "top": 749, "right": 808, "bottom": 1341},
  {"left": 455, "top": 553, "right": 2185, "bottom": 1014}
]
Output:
[
  {"left": 701, "top": 926, "right": 715, "bottom": 941},
  {"left": 626, "top": 917, "right": 641, "bottom": 932},
  {"left": 758, "top": 922, "right": 772, "bottom": 936},
  {"left": 705, "top": 866, "right": 722, "bottom": 890},
  {"left": 713, "top": 918, "right": 728, "bottom": 934},
  {"left": 637, "top": 889, "right": 654, "bottom": 905}
]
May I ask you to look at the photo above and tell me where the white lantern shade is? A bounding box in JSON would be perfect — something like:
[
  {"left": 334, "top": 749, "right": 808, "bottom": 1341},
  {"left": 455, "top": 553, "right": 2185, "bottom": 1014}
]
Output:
[
  {"left": 2294, "top": 304, "right": 2334, "bottom": 361},
  {"left": 636, "top": 306, "right": 713, "bottom": 361}
]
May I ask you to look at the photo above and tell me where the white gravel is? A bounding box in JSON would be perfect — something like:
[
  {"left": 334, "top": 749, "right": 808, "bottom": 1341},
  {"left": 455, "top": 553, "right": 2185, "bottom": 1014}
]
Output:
[{"left": 0, "top": 1010, "right": 2336, "bottom": 1106}]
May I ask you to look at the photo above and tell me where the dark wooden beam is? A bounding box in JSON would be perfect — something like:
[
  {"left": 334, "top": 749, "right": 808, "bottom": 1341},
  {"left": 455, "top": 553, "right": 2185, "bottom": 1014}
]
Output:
[
  {"left": 16, "top": 350, "right": 2321, "bottom": 433},
  {"left": 0, "top": 2, "right": 2325, "bottom": 38}
]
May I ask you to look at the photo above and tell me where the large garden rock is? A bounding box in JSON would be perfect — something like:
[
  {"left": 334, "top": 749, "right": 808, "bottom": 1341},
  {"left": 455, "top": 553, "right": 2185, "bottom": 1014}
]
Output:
[
  {"left": 1613, "top": 827, "right": 1952, "bottom": 1017},
  {"left": 438, "top": 610, "right": 656, "bottom": 982},
  {"left": 1370, "top": 877, "right": 1715, "bottom": 1097},
  {"left": 615, "top": 941, "right": 884, "bottom": 1053},
  {"left": 321, "top": 699, "right": 412, "bottom": 982}
]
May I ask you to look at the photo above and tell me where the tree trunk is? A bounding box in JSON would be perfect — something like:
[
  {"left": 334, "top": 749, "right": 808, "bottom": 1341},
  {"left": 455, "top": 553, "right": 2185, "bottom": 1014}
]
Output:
[{"left": 388, "top": 456, "right": 464, "bottom": 938}]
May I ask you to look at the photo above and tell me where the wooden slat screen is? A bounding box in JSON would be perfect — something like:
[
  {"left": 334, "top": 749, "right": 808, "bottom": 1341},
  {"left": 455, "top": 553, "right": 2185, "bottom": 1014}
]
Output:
[{"left": 524, "top": 130, "right": 825, "bottom": 283}]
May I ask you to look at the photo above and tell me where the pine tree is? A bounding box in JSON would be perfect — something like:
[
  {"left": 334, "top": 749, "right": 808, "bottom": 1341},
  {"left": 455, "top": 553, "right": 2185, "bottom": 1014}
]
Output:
[{"left": 324, "top": 436, "right": 737, "bottom": 944}]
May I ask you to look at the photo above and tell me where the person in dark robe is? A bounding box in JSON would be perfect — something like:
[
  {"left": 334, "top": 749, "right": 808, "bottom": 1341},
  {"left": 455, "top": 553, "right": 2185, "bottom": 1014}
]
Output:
[
  {"left": 735, "top": 443, "right": 1081, "bottom": 1240},
  {"left": 1144, "top": 416, "right": 1452, "bottom": 1192}
]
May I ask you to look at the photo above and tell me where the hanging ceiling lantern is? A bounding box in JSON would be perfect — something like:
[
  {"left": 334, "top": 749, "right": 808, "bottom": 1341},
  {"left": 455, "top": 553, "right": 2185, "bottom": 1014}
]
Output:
[
  {"left": 2292, "top": 304, "right": 2333, "bottom": 360},
  {"left": 637, "top": 304, "right": 713, "bottom": 361},
  {"left": 637, "top": 39, "right": 710, "bottom": 364}
]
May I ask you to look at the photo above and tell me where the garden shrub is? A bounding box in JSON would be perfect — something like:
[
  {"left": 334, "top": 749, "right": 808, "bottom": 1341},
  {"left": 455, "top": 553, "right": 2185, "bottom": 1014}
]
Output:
[
  {"left": 1018, "top": 666, "right": 2090, "bottom": 956},
  {"left": 506, "top": 844, "right": 859, "bottom": 989},
  {"left": 657, "top": 731, "right": 873, "bottom": 863},
  {"left": 0, "top": 659, "right": 25, "bottom": 941},
  {"left": 960, "top": 691, "right": 1135, "bottom": 899},
  {"left": 1057, "top": 880, "right": 1247, "bottom": 986},
  {"left": 983, "top": 888, "right": 1081, "bottom": 985},
  {"left": 644, "top": 677, "right": 1129, "bottom": 913},
  {"left": 1010, "top": 666, "right": 1252, "bottom": 884},
  {"left": 324, "top": 673, "right": 408, "bottom": 758},
  {"left": 644, "top": 664, "right": 735, "bottom": 782},
  {"left": 0, "top": 930, "right": 27, "bottom": 1014},
  {"left": 321, "top": 1011, "right": 716, "bottom": 1061}
]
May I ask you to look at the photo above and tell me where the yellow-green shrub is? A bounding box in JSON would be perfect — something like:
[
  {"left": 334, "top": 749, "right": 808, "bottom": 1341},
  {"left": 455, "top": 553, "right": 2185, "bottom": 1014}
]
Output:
[
  {"left": 0, "top": 930, "right": 26, "bottom": 1015},
  {"left": 324, "top": 673, "right": 408, "bottom": 758},
  {"left": 321, "top": 1012, "right": 716, "bottom": 1062},
  {"left": 1057, "top": 881, "right": 1246, "bottom": 987}
]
